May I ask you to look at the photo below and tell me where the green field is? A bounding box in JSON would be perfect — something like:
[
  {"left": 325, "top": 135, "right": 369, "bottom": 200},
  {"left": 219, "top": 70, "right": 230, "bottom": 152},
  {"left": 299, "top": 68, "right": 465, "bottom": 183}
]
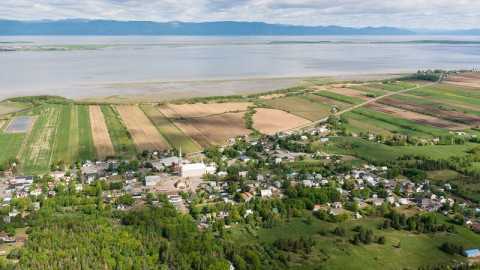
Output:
[
  {"left": 0, "top": 133, "right": 25, "bottom": 164},
  {"left": 348, "top": 86, "right": 387, "bottom": 97},
  {"left": 297, "top": 95, "right": 347, "bottom": 110},
  {"left": 52, "top": 105, "right": 79, "bottom": 164},
  {"left": 21, "top": 105, "right": 60, "bottom": 174},
  {"left": 366, "top": 83, "right": 411, "bottom": 92},
  {"left": 344, "top": 112, "right": 433, "bottom": 138},
  {"left": 263, "top": 96, "right": 333, "bottom": 121},
  {"left": 352, "top": 107, "right": 455, "bottom": 136},
  {"left": 140, "top": 105, "right": 201, "bottom": 153},
  {"left": 319, "top": 137, "right": 474, "bottom": 162},
  {"left": 77, "top": 105, "right": 95, "bottom": 161},
  {"left": 409, "top": 86, "right": 480, "bottom": 109},
  {"left": 229, "top": 213, "right": 479, "bottom": 270},
  {"left": 313, "top": 91, "right": 364, "bottom": 105},
  {"left": 101, "top": 105, "right": 136, "bottom": 158},
  {"left": 392, "top": 94, "right": 480, "bottom": 117}
]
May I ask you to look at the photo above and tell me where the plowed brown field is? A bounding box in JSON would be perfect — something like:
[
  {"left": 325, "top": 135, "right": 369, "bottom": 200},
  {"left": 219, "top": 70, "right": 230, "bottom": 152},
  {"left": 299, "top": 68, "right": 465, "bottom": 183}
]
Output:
[
  {"left": 188, "top": 112, "right": 251, "bottom": 142},
  {"left": 117, "top": 106, "right": 171, "bottom": 151},
  {"left": 89, "top": 106, "right": 115, "bottom": 160}
]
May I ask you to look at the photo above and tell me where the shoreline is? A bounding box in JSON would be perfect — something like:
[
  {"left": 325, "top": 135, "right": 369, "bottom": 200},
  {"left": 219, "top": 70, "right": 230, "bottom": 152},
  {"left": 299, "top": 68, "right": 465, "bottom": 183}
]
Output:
[{"left": 0, "top": 73, "right": 407, "bottom": 103}]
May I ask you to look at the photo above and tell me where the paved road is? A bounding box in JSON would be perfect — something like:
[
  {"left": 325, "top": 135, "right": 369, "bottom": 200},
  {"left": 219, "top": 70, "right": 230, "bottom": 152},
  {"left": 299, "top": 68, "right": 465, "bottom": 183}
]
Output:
[{"left": 293, "top": 74, "right": 443, "bottom": 130}]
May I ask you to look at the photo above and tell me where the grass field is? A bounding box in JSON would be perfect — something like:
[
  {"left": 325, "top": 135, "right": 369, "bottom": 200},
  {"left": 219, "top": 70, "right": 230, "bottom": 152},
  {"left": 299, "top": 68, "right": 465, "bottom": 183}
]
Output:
[
  {"left": 21, "top": 105, "right": 60, "bottom": 174},
  {"left": 319, "top": 137, "right": 474, "bottom": 162},
  {"left": 393, "top": 94, "right": 480, "bottom": 117},
  {"left": 0, "top": 133, "right": 25, "bottom": 164},
  {"left": 263, "top": 96, "right": 332, "bottom": 121},
  {"left": 229, "top": 213, "right": 479, "bottom": 270},
  {"left": 367, "top": 83, "right": 411, "bottom": 92},
  {"left": 77, "top": 105, "right": 95, "bottom": 161},
  {"left": 52, "top": 105, "right": 79, "bottom": 164},
  {"left": 0, "top": 102, "right": 33, "bottom": 116},
  {"left": 101, "top": 106, "right": 136, "bottom": 158},
  {"left": 140, "top": 105, "right": 201, "bottom": 153}
]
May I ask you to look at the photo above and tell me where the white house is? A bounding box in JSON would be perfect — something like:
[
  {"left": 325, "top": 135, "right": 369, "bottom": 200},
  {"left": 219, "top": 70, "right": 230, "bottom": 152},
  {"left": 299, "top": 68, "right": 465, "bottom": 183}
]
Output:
[
  {"left": 144, "top": 175, "right": 160, "bottom": 186},
  {"left": 260, "top": 190, "right": 273, "bottom": 198}
]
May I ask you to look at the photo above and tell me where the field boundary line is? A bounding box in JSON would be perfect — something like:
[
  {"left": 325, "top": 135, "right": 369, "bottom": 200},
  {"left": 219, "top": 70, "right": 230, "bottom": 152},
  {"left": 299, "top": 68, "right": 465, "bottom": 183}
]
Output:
[{"left": 16, "top": 117, "right": 37, "bottom": 175}]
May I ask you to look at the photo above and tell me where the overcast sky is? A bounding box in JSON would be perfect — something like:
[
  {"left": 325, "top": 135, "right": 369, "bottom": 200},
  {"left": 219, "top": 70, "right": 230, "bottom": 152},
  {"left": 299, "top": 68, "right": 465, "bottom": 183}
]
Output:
[{"left": 1, "top": 0, "right": 478, "bottom": 30}]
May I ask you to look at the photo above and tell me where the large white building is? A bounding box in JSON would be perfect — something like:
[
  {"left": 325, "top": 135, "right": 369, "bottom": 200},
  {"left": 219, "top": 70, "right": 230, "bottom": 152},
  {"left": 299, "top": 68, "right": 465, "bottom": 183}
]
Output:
[
  {"left": 144, "top": 175, "right": 160, "bottom": 186},
  {"left": 180, "top": 163, "right": 216, "bottom": 178}
]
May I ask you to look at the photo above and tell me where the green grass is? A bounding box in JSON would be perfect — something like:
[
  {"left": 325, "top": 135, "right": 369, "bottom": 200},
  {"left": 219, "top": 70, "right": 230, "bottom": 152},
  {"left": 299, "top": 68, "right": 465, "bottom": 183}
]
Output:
[
  {"left": 140, "top": 105, "right": 201, "bottom": 153},
  {"left": 52, "top": 105, "right": 80, "bottom": 164},
  {"left": 101, "top": 105, "right": 136, "bottom": 158},
  {"left": 21, "top": 105, "right": 60, "bottom": 174},
  {"left": 297, "top": 95, "right": 345, "bottom": 110},
  {"left": 263, "top": 96, "right": 332, "bottom": 121},
  {"left": 313, "top": 91, "right": 364, "bottom": 105},
  {"left": 77, "top": 105, "right": 95, "bottom": 161},
  {"left": 344, "top": 112, "right": 430, "bottom": 138},
  {"left": 319, "top": 137, "right": 474, "bottom": 162},
  {"left": 0, "top": 133, "right": 25, "bottom": 164},
  {"left": 230, "top": 214, "right": 479, "bottom": 270}
]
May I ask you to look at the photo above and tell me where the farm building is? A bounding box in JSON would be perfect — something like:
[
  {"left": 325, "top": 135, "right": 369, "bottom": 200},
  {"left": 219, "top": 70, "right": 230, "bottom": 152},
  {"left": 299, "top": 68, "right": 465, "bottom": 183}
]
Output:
[
  {"left": 180, "top": 163, "right": 216, "bottom": 178},
  {"left": 463, "top": 249, "right": 480, "bottom": 257}
]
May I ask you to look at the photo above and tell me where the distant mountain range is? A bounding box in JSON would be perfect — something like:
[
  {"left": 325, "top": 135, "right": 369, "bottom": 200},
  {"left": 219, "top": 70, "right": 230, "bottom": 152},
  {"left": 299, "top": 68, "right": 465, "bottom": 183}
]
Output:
[{"left": 0, "top": 20, "right": 478, "bottom": 36}]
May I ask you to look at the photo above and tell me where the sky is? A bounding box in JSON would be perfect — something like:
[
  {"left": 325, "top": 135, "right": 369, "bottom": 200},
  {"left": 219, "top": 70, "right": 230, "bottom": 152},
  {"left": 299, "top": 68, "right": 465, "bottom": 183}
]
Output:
[{"left": 0, "top": 0, "right": 479, "bottom": 30}]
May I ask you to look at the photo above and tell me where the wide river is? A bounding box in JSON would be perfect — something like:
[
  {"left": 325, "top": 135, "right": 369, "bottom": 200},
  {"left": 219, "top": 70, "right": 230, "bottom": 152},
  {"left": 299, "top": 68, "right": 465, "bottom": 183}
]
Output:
[{"left": 1, "top": 36, "right": 480, "bottom": 100}]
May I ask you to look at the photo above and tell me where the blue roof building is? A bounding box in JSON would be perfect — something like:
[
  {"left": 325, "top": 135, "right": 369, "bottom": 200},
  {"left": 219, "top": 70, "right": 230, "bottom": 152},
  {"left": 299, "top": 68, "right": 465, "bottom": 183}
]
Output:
[{"left": 463, "top": 249, "right": 480, "bottom": 257}]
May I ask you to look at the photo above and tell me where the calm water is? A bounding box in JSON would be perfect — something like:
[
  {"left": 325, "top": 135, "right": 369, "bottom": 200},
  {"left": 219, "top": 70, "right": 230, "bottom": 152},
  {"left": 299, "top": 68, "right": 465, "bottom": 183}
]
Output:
[{"left": 1, "top": 36, "right": 480, "bottom": 100}]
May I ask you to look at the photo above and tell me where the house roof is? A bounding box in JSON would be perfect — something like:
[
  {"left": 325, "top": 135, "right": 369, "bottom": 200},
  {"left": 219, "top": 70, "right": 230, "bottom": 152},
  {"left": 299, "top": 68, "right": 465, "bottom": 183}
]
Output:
[
  {"left": 182, "top": 163, "right": 206, "bottom": 172},
  {"left": 464, "top": 249, "right": 480, "bottom": 256}
]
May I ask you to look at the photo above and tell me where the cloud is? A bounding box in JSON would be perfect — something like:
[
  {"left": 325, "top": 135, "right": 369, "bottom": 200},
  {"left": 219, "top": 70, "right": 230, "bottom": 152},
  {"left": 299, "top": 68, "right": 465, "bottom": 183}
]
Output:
[{"left": 0, "top": 0, "right": 478, "bottom": 30}]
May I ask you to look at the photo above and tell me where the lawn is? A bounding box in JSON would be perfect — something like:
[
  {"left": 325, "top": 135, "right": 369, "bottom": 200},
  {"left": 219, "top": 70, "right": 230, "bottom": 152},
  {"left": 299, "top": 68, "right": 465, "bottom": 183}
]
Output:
[
  {"left": 229, "top": 213, "right": 478, "bottom": 270},
  {"left": 21, "top": 105, "right": 60, "bottom": 175},
  {"left": 77, "top": 105, "right": 95, "bottom": 161},
  {"left": 140, "top": 105, "right": 201, "bottom": 153},
  {"left": 263, "top": 96, "right": 332, "bottom": 121},
  {"left": 101, "top": 105, "right": 136, "bottom": 158},
  {"left": 319, "top": 137, "right": 474, "bottom": 162},
  {"left": 52, "top": 105, "right": 80, "bottom": 164}
]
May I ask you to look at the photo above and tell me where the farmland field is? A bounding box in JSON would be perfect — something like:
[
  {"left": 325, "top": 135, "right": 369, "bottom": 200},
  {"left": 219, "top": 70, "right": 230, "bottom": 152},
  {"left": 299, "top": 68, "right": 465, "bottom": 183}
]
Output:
[
  {"left": 52, "top": 105, "right": 79, "bottom": 164},
  {"left": 89, "top": 106, "right": 115, "bottom": 160},
  {"left": 21, "top": 105, "right": 60, "bottom": 174},
  {"left": 323, "top": 87, "right": 373, "bottom": 100},
  {"left": 117, "top": 106, "right": 171, "bottom": 151},
  {"left": 0, "top": 103, "right": 33, "bottom": 116},
  {"left": 304, "top": 93, "right": 352, "bottom": 109},
  {"left": 101, "top": 106, "right": 136, "bottom": 158},
  {"left": 263, "top": 96, "right": 332, "bottom": 121},
  {"left": 0, "top": 119, "right": 4, "bottom": 129},
  {"left": 397, "top": 93, "right": 480, "bottom": 114},
  {"left": 364, "top": 103, "right": 470, "bottom": 130},
  {"left": 0, "top": 133, "right": 25, "bottom": 164},
  {"left": 187, "top": 112, "right": 251, "bottom": 142},
  {"left": 77, "top": 106, "right": 95, "bottom": 161},
  {"left": 366, "top": 82, "right": 412, "bottom": 92},
  {"left": 168, "top": 102, "right": 252, "bottom": 118},
  {"left": 379, "top": 96, "right": 480, "bottom": 125},
  {"left": 158, "top": 105, "right": 214, "bottom": 148},
  {"left": 141, "top": 105, "right": 201, "bottom": 153},
  {"left": 253, "top": 108, "right": 311, "bottom": 135},
  {"left": 443, "top": 72, "right": 480, "bottom": 88},
  {"left": 313, "top": 91, "right": 364, "bottom": 105},
  {"left": 408, "top": 86, "right": 480, "bottom": 108},
  {"left": 344, "top": 112, "right": 429, "bottom": 138}
]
